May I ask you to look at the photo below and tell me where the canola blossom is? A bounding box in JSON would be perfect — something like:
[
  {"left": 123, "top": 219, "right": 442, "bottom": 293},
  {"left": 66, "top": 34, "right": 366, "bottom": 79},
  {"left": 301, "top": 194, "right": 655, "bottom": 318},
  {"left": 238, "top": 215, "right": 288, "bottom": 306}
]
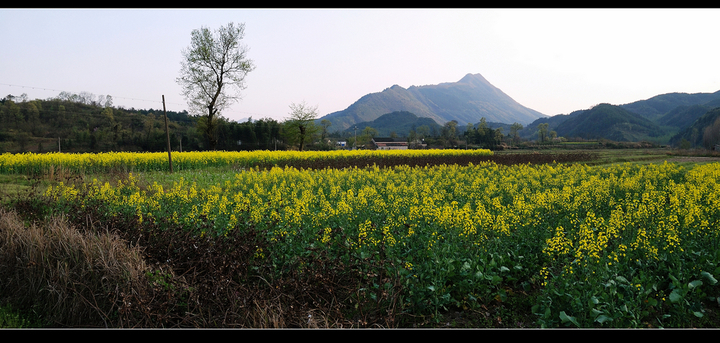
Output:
[
  {"left": 0, "top": 149, "right": 493, "bottom": 175},
  {"left": 42, "top": 159, "right": 720, "bottom": 327}
]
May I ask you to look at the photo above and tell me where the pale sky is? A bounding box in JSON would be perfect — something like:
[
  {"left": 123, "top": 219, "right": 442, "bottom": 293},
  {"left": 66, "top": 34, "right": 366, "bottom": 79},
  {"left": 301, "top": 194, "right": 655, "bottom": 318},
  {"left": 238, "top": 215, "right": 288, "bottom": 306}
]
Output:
[{"left": 1, "top": 8, "right": 719, "bottom": 123}]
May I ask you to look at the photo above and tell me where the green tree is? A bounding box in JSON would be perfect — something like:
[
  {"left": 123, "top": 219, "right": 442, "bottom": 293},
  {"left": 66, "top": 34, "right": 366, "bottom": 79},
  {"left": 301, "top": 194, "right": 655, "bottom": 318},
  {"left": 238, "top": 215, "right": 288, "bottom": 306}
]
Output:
[
  {"left": 537, "top": 123, "right": 549, "bottom": 143},
  {"left": 176, "top": 22, "right": 255, "bottom": 150},
  {"left": 494, "top": 127, "right": 504, "bottom": 145},
  {"left": 703, "top": 117, "right": 720, "bottom": 149},
  {"left": 416, "top": 125, "right": 430, "bottom": 140},
  {"left": 25, "top": 101, "right": 40, "bottom": 134},
  {"left": 441, "top": 120, "right": 458, "bottom": 148},
  {"left": 284, "top": 101, "right": 318, "bottom": 151},
  {"left": 357, "top": 126, "right": 378, "bottom": 146},
  {"left": 510, "top": 122, "right": 523, "bottom": 144},
  {"left": 15, "top": 132, "right": 30, "bottom": 152},
  {"left": 320, "top": 119, "right": 332, "bottom": 143},
  {"left": 6, "top": 100, "right": 20, "bottom": 129},
  {"left": 362, "top": 126, "right": 378, "bottom": 139}
]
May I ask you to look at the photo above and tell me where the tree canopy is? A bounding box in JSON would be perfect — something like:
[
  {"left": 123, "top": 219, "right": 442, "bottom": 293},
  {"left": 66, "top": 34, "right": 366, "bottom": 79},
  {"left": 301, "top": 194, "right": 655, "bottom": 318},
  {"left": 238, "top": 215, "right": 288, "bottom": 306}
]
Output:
[
  {"left": 176, "top": 22, "right": 255, "bottom": 150},
  {"left": 284, "top": 102, "right": 318, "bottom": 151}
]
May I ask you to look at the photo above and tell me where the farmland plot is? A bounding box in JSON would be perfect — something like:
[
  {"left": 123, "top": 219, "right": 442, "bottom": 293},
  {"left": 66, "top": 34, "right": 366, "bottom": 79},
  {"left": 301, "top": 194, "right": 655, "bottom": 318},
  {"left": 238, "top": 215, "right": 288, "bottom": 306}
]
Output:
[{"left": 32, "top": 150, "right": 720, "bottom": 328}]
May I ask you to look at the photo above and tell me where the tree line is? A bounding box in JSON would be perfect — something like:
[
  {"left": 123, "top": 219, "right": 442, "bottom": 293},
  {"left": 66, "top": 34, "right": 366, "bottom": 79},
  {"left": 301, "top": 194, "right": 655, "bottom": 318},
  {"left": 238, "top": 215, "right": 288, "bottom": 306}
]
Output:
[{"left": 0, "top": 93, "right": 289, "bottom": 153}]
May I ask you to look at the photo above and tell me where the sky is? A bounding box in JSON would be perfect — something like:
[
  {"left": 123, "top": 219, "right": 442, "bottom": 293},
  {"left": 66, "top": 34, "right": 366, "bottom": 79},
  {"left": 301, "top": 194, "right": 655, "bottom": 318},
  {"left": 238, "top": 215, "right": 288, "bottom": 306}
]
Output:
[{"left": 1, "top": 8, "right": 719, "bottom": 123}]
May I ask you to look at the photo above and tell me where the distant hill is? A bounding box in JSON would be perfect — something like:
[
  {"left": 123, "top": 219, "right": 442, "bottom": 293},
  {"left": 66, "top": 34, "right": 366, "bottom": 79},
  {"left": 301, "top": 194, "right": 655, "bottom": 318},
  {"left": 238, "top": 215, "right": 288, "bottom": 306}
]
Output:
[
  {"left": 656, "top": 104, "right": 712, "bottom": 130},
  {"left": 669, "top": 107, "right": 720, "bottom": 148},
  {"left": 518, "top": 90, "right": 720, "bottom": 144},
  {"left": 548, "top": 104, "right": 666, "bottom": 142},
  {"left": 342, "top": 111, "right": 441, "bottom": 137},
  {"left": 319, "top": 73, "right": 547, "bottom": 132},
  {"left": 619, "top": 91, "right": 720, "bottom": 121},
  {"left": 519, "top": 110, "right": 584, "bottom": 140}
]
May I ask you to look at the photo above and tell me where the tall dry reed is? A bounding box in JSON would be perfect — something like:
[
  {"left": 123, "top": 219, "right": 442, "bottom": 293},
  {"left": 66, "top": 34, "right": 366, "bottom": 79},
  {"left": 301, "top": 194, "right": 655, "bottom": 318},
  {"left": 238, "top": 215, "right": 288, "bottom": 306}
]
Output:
[{"left": 0, "top": 209, "right": 150, "bottom": 327}]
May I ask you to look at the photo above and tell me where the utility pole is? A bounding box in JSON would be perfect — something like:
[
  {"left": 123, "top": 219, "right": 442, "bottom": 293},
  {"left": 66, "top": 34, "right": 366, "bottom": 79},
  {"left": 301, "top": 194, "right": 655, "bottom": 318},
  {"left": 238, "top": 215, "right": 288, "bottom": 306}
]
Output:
[
  {"left": 162, "top": 95, "right": 173, "bottom": 173},
  {"left": 354, "top": 125, "right": 357, "bottom": 150}
]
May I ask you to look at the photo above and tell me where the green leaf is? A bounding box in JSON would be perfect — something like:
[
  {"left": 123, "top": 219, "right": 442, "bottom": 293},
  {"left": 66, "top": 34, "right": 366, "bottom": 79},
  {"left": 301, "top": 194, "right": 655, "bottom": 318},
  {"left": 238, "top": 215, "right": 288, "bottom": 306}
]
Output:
[
  {"left": 693, "top": 311, "right": 704, "bottom": 318},
  {"left": 669, "top": 289, "right": 682, "bottom": 303},
  {"left": 688, "top": 280, "right": 703, "bottom": 289},
  {"left": 595, "top": 315, "right": 612, "bottom": 324},
  {"left": 701, "top": 271, "right": 718, "bottom": 285},
  {"left": 500, "top": 266, "right": 510, "bottom": 272},
  {"left": 559, "top": 311, "right": 580, "bottom": 327},
  {"left": 647, "top": 298, "right": 658, "bottom": 307},
  {"left": 616, "top": 276, "right": 629, "bottom": 284},
  {"left": 428, "top": 285, "right": 436, "bottom": 292}
]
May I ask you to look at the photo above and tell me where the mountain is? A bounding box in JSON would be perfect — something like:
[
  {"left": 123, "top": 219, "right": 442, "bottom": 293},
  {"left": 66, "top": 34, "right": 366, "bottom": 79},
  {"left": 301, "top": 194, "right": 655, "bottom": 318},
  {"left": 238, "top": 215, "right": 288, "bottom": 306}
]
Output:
[
  {"left": 552, "top": 104, "right": 666, "bottom": 142},
  {"left": 619, "top": 91, "right": 720, "bottom": 121},
  {"left": 519, "top": 110, "right": 585, "bottom": 140},
  {"left": 319, "top": 73, "right": 547, "bottom": 132},
  {"left": 656, "top": 104, "right": 712, "bottom": 130},
  {"left": 669, "top": 107, "right": 720, "bottom": 148},
  {"left": 342, "top": 111, "right": 441, "bottom": 137},
  {"left": 517, "top": 90, "right": 720, "bottom": 143}
]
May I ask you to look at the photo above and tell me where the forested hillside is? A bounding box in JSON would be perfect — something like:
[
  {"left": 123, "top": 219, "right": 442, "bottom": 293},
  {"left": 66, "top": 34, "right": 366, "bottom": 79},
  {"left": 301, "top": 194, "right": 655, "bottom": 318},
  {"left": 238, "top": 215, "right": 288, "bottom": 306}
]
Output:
[
  {"left": 554, "top": 104, "right": 666, "bottom": 142},
  {"left": 515, "top": 90, "right": 720, "bottom": 147},
  {"left": 343, "top": 111, "right": 441, "bottom": 137},
  {"left": 669, "top": 107, "right": 720, "bottom": 149},
  {"left": 0, "top": 93, "right": 286, "bottom": 153}
]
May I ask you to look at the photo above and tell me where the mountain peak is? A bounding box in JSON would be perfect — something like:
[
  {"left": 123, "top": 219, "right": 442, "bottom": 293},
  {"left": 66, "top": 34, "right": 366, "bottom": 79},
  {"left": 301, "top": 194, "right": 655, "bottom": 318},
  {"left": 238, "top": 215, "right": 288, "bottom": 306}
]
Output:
[
  {"left": 319, "top": 73, "right": 546, "bottom": 132},
  {"left": 458, "top": 73, "right": 492, "bottom": 87}
]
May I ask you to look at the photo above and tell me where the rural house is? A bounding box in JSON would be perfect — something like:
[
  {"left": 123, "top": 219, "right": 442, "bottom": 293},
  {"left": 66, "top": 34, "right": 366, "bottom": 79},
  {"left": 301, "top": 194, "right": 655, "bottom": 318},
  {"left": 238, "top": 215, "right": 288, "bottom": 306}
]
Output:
[{"left": 371, "top": 137, "right": 408, "bottom": 150}]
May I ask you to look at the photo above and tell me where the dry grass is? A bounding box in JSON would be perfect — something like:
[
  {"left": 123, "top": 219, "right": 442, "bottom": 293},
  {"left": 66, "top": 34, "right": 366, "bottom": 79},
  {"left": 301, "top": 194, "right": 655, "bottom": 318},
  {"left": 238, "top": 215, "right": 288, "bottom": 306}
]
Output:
[{"left": 0, "top": 208, "right": 150, "bottom": 327}]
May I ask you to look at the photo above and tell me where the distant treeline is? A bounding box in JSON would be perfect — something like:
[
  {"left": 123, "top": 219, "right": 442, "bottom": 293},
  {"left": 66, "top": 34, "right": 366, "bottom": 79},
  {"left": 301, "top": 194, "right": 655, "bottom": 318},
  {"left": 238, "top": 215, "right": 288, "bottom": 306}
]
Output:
[{"left": 0, "top": 93, "right": 290, "bottom": 153}]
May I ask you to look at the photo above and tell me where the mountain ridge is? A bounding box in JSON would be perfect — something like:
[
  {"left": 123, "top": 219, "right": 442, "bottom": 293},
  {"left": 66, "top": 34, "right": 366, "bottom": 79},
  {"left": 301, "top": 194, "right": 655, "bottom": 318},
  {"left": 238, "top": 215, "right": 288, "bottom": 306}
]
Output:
[{"left": 319, "top": 73, "right": 547, "bottom": 132}]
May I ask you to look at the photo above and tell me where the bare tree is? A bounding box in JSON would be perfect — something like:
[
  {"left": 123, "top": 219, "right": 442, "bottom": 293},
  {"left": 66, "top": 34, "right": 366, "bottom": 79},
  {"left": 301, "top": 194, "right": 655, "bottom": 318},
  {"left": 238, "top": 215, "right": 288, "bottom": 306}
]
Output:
[{"left": 177, "top": 22, "right": 255, "bottom": 150}]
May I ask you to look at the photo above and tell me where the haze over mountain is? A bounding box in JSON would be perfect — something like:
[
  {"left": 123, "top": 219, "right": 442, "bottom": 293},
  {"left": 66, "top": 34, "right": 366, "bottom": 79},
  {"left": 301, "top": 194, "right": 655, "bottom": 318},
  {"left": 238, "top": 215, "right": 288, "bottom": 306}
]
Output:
[{"left": 319, "top": 73, "right": 547, "bottom": 132}]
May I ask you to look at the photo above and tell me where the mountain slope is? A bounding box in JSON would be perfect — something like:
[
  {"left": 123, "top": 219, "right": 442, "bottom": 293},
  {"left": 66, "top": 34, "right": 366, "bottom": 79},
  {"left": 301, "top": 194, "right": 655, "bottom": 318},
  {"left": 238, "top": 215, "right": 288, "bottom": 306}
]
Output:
[
  {"left": 554, "top": 104, "right": 666, "bottom": 142},
  {"left": 320, "top": 73, "right": 546, "bottom": 132},
  {"left": 669, "top": 107, "right": 720, "bottom": 148},
  {"left": 656, "top": 104, "right": 712, "bottom": 129},
  {"left": 519, "top": 110, "right": 584, "bottom": 140},
  {"left": 619, "top": 91, "right": 720, "bottom": 121},
  {"left": 406, "top": 73, "right": 546, "bottom": 126},
  {"left": 342, "top": 111, "right": 441, "bottom": 137}
]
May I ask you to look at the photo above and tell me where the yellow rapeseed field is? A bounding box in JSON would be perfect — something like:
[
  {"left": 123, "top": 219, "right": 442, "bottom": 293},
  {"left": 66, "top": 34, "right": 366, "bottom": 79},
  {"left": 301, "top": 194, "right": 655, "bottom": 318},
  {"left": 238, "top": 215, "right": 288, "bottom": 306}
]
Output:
[{"left": 8, "top": 149, "right": 720, "bottom": 327}]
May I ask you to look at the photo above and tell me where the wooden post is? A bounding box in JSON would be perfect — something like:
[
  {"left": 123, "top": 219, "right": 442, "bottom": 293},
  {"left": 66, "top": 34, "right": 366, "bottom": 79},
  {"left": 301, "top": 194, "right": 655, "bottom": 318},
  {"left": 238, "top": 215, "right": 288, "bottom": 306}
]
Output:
[
  {"left": 58, "top": 137, "right": 61, "bottom": 153},
  {"left": 162, "top": 95, "right": 173, "bottom": 173}
]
